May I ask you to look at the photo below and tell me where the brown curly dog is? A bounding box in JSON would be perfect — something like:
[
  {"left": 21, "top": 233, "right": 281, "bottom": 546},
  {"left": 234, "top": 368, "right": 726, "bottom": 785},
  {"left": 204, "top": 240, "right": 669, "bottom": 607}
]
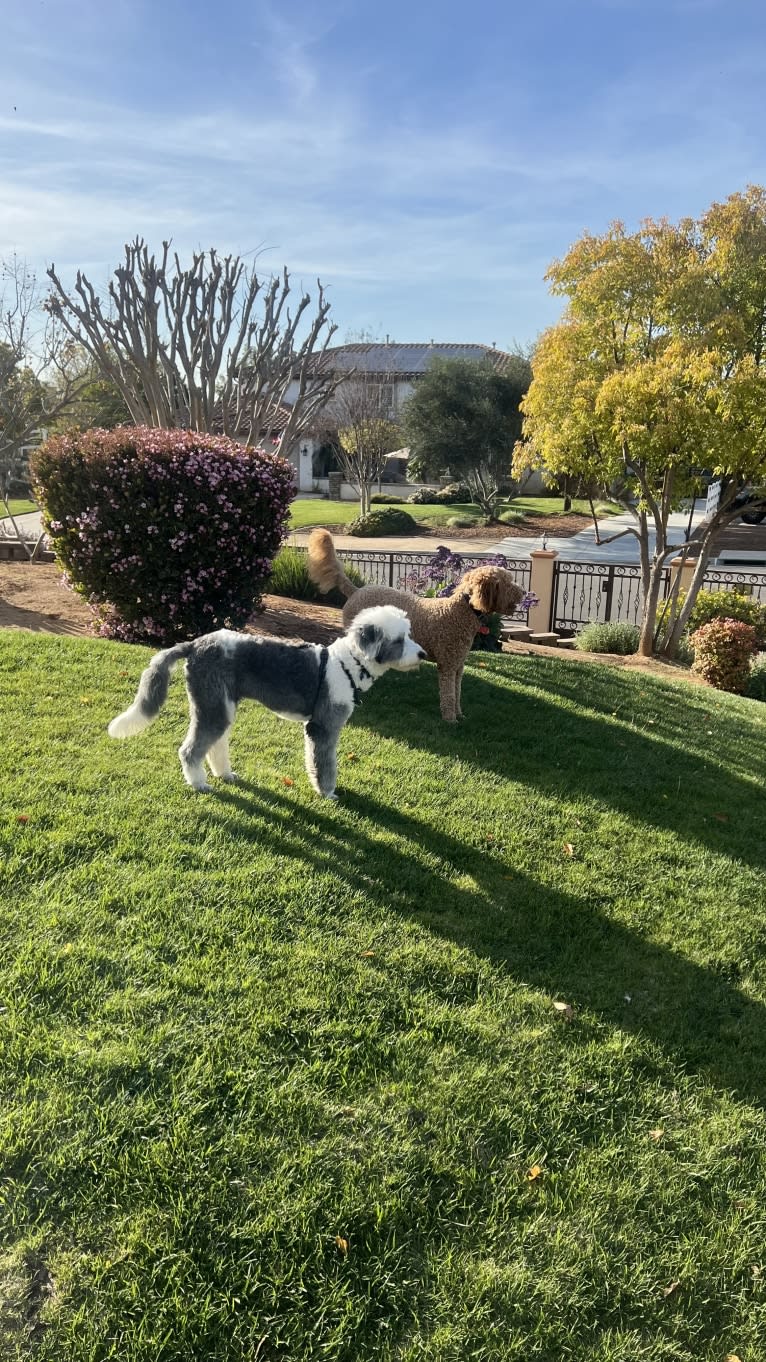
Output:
[{"left": 307, "top": 529, "right": 525, "bottom": 721}]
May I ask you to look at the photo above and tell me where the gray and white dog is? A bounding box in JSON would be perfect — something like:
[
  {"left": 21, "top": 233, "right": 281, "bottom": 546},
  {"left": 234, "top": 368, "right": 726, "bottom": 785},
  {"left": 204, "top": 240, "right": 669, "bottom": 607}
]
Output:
[{"left": 108, "top": 605, "right": 426, "bottom": 798}]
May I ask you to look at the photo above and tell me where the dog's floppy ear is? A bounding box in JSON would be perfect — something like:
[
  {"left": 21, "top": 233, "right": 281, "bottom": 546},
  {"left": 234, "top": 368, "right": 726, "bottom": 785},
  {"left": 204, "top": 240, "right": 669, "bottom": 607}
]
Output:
[
  {"left": 473, "top": 573, "right": 499, "bottom": 615},
  {"left": 354, "top": 621, "right": 382, "bottom": 658}
]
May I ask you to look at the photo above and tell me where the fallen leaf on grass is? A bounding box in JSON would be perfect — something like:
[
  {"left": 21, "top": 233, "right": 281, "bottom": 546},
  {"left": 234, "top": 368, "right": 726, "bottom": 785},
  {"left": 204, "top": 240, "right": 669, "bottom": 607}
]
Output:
[
  {"left": 281, "top": 777, "right": 294, "bottom": 787},
  {"left": 526, "top": 1164, "right": 543, "bottom": 1181},
  {"left": 648, "top": 1128, "right": 664, "bottom": 1142},
  {"left": 360, "top": 950, "right": 375, "bottom": 958},
  {"left": 552, "top": 1000, "right": 575, "bottom": 1021},
  {"left": 661, "top": 1280, "right": 680, "bottom": 1297},
  {"left": 563, "top": 842, "right": 575, "bottom": 857},
  {"left": 724, "top": 1354, "right": 742, "bottom": 1361},
  {"left": 346, "top": 753, "right": 359, "bottom": 763},
  {"left": 16, "top": 814, "right": 29, "bottom": 824},
  {"left": 713, "top": 812, "right": 729, "bottom": 823},
  {"left": 79, "top": 695, "right": 93, "bottom": 705},
  {"left": 334, "top": 1235, "right": 349, "bottom": 1255}
]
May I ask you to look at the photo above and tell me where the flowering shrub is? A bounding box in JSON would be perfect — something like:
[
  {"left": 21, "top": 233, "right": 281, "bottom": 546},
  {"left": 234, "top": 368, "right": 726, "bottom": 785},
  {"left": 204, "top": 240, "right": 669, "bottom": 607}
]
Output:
[
  {"left": 687, "top": 587, "right": 766, "bottom": 649},
  {"left": 690, "top": 617, "right": 758, "bottom": 693},
  {"left": 659, "top": 586, "right": 766, "bottom": 650},
  {"left": 406, "top": 487, "right": 438, "bottom": 505},
  {"left": 406, "top": 484, "right": 468, "bottom": 505},
  {"left": 31, "top": 427, "right": 295, "bottom": 643}
]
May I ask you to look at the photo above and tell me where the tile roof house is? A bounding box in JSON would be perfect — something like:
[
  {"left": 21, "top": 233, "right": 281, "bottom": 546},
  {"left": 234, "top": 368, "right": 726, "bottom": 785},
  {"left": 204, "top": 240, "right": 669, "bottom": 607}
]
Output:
[
  {"left": 317, "top": 341, "right": 518, "bottom": 380},
  {"left": 281, "top": 341, "right": 521, "bottom": 490}
]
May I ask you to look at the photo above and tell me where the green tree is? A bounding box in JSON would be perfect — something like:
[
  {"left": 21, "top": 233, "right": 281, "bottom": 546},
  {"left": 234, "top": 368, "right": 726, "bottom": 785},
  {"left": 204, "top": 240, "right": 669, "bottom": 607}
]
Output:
[
  {"left": 48, "top": 350, "right": 132, "bottom": 432},
  {"left": 403, "top": 356, "right": 532, "bottom": 517},
  {"left": 517, "top": 189, "right": 766, "bottom": 656}
]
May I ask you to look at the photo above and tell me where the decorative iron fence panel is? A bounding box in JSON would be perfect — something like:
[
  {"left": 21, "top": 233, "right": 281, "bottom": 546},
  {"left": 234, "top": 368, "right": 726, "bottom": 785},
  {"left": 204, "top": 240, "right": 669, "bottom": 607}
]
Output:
[
  {"left": 551, "top": 561, "right": 670, "bottom": 634},
  {"left": 701, "top": 568, "right": 766, "bottom": 605},
  {"left": 291, "top": 547, "right": 533, "bottom": 621}
]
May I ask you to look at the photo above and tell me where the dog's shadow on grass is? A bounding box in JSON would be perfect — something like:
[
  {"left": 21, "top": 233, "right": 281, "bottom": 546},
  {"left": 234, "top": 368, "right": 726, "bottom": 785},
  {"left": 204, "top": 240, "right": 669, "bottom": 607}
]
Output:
[
  {"left": 356, "top": 658, "right": 766, "bottom": 874},
  {"left": 210, "top": 780, "right": 766, "bottom": 1109}
]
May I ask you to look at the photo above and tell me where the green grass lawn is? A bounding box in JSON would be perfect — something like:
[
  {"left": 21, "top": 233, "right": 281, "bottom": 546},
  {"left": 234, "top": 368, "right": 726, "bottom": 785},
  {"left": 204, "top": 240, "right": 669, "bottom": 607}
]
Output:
[
  {"left": 2, "top": 631, "right": 766, "bottom": 1360},
  {"left": 288, "top": 497, "right": 620, "bottom": 530},
  {"left": 0, "top": 499, "right": 37, "bottom": 518}
]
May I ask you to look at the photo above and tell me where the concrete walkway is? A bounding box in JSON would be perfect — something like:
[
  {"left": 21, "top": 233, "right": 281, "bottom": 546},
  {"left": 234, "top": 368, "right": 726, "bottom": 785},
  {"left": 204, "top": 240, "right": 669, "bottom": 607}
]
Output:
[
  {"left": 4, "top": 501, "right": 711, "bottom": 564},
  {"left": 490, "top": 500, "right": 709, "bottom": 563},
  {"left": 0, "top": 510, "right": 44, "bottom": 539}
]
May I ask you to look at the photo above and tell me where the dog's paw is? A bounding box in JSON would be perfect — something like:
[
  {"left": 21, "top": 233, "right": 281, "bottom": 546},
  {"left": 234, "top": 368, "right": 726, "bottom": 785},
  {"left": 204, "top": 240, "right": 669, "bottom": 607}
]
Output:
[
  {"left": 220, "top": 771, "right": 240, "bottom": 784},
  {"left": 192, "top": 782, "right": 213, "bottom": 794}
]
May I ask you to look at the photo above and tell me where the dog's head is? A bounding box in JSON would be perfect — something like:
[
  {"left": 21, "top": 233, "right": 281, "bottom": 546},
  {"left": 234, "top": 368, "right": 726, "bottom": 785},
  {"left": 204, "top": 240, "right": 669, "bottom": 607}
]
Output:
[
  {"left": 348, "top": 605, "right": 427, "bottom": 671},
  {"left": 460, "top": 566, "right": 525, "bottom": 617}
]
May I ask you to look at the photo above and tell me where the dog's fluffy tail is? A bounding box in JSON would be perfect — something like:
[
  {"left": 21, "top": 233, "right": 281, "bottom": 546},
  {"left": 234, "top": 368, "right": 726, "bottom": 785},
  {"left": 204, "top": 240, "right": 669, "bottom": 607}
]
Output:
[
  {"left": 108, "top": 640, "right": 194, "bottom": 739},
  {"left": 306, "top": 529, "right": 358, "bottom": 599}
]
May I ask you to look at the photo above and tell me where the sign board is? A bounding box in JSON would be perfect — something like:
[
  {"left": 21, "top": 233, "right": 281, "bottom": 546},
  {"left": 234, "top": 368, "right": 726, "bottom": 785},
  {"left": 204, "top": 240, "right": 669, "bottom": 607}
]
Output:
[{"left": 705, "top": 479, "right": 721, "bottom": 518}]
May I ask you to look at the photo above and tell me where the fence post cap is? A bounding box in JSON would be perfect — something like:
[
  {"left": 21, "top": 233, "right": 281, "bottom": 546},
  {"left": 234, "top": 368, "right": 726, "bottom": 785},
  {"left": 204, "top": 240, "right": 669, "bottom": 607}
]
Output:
[
  {"left": 530, "top": 549, "right": 558, "bottom": 559},
  {"left": 669, "top": 556, "right": 698, "bottom": 567}
]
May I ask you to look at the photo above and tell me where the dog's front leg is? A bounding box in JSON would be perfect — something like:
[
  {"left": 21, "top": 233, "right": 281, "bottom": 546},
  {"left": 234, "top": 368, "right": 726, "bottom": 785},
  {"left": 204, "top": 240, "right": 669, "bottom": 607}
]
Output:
[
  {"left": 437, "top": 666, "right": 459, "bottom": 722},
  {"left": 304, "top": 719, "right": 341, "bottom": 798}
]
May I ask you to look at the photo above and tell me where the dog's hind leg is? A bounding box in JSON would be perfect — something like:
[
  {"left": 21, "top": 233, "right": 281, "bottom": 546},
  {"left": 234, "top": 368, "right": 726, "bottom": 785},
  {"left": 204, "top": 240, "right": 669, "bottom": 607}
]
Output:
[
  {"left": 207, "top": 724, "right": 238, "bottom": 782},
  {"left": 179, "top": 700, "right": 233, "bottom": 793},
  {"left": 303, "top": 719, "right": 343, "bottom": 798}
]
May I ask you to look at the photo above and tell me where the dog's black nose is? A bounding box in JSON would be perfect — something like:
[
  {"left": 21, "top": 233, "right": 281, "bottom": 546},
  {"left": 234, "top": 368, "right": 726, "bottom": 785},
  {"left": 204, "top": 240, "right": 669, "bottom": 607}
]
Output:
[{"left": 417, "top": 647, "right": 428, "bottom": 660}]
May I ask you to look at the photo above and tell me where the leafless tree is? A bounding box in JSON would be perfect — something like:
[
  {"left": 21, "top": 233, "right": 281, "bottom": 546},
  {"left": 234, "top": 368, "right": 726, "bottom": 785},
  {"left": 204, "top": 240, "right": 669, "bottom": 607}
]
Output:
[
  {"left": 325, "top": 365, "right": 401, "bottom": 515},
  {"left": 46, "top": 240, "right": 342, "bottom": 456},
  {"left": 1, "top": 257, "right": 85, "bottom": 557}
]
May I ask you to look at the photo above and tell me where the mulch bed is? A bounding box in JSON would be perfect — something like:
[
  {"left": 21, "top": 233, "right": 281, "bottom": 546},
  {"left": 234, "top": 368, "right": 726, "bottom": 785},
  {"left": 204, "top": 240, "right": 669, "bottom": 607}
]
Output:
[
  {"left": 0, "top": 563, "right": 344, "bottom": 645},
  {"left": 304, "top": 514, "right": 592, "bottom": 542}
]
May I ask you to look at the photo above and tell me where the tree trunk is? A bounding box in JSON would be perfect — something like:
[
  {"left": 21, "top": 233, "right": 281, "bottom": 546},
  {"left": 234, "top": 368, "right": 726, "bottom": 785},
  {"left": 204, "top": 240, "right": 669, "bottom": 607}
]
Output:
[
  {"left": 638, "top": 557, "right": 668, "bottom": 656},
  {"left": 659, "top": 543, "right": 713, "bottom": 657}
]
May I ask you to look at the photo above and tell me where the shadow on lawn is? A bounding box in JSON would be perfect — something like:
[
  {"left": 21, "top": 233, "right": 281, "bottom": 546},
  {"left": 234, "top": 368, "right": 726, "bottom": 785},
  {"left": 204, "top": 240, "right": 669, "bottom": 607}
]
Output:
[
  {"left": 357, "top": 658, "right": 766, "bottom": 874},
  {"left": 210, "top": 781, "right": 766, "bottom": 1109}
]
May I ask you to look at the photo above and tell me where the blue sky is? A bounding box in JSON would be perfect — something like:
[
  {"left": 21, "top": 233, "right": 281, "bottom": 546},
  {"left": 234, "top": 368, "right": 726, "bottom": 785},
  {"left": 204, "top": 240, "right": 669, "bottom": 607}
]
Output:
[{"left": 1, "top": 0, "right": 765, "bottom": 349}]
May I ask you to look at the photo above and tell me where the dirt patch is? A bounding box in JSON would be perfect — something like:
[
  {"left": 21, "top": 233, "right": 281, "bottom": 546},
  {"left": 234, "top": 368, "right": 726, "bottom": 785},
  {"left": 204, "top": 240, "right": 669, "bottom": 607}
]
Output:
[
  {"left": 0, "top": 562, "right": 93, "bottom": 634},
  {"left": 415, "top": 513, "right": 591, "bottom": 541},
  {"left": 501, "top": 637, "right": 705, "bottom": 686},
  {"left": 0, "top": 562, "right": 344, "bottom": 646},
  {"left": 250, "top": 595, "right": 343, "bottom": 645}
]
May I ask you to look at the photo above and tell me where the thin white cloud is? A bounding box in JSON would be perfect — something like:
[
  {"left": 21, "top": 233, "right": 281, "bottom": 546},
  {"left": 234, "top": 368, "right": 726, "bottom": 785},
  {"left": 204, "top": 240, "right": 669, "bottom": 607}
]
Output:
[{"left": 1, "top": 17, "right": 765, "bottom": 345}]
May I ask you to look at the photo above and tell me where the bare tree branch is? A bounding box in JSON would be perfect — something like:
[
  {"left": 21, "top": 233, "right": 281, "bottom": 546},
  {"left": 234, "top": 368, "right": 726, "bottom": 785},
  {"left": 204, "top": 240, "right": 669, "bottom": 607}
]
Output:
[
  {"left": 45, "top": 240, "right": 342, "bottom": 449},
  {"left": 321, "top": 364, "right": 399, "bottom": 515},
  {"left": 1, "top": 257, "right": 86, "bottom": 557}
]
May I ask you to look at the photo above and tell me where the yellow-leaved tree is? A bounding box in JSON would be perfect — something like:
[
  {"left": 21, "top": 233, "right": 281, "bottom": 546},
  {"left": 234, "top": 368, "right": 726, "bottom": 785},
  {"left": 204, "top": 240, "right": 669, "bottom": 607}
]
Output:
[{"left": 516, "top": 187, "right": 766, "bottom": 656}]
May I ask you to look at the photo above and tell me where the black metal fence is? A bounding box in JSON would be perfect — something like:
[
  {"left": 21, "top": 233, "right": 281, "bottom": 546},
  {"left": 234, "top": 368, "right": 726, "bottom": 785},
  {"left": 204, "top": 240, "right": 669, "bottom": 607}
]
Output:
[
  {"left": 292, "top": 546, "right": 533, "bottom": 622},
  {"left": 551, "top": 559, "right": 766, "bottom": 634},
  {"left": 550, "top": 561, "right": 667, "bottom": 634},
  {"left": 701, "top": 568, "right": 766, "bottom": 605}
]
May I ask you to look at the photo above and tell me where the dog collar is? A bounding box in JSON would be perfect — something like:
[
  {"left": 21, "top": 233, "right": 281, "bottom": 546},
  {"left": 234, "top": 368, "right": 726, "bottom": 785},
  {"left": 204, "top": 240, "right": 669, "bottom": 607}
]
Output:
[
  {"left": 461, "top": 592, "right": 487, "bottom": 622},
  {"left": 339, "top": 655, "right": 373, "bottom": 706}
]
